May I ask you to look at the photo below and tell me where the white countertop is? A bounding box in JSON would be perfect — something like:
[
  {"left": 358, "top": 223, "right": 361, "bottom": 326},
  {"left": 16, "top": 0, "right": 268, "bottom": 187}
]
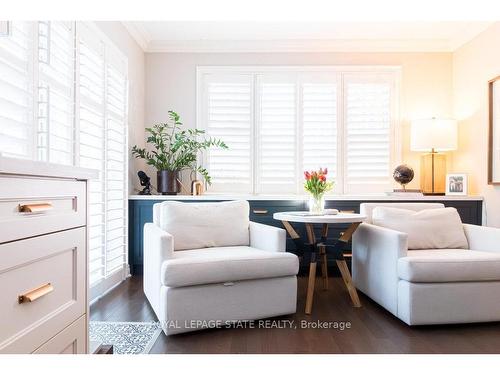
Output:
[
  {"left": 0, "top": 155, "right": 98, "bottom": 180},
  {"left": 129, "top": 193, "right": 483, "bottom": 201},
  {"left": 273, "top": 211, "right": 367, "bottom": 223}
]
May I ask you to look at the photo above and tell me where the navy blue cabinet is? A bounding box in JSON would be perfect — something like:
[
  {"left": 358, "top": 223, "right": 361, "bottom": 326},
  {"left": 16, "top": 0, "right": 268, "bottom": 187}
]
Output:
[{"left": 128, "top": 197, "right": 483, "bottom": 275}]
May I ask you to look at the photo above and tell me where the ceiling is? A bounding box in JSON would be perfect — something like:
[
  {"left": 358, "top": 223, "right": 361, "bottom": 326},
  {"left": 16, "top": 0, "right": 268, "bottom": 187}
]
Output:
[{"left": 122, "top": 21, "right": 494, "bottom": 53}]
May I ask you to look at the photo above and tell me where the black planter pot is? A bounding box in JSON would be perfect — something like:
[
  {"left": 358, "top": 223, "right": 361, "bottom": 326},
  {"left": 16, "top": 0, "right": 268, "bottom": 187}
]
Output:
[{"left": 157, "top": 170, "right": 180, "bottom": 195}]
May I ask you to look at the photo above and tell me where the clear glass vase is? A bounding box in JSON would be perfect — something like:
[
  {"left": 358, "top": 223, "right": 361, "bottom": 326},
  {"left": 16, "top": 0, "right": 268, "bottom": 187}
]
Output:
[{"left": 308, "top": 194, "right": 325, "bottom": 214}]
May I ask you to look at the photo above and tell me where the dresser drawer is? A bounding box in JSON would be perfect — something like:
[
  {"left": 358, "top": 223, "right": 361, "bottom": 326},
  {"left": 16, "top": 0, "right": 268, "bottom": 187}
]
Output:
[
  {"left": 0, "top": 176, "right": 86, "bottom": 243},
  {"left": 0, "top": 227, "right": 86, "bottom": 353},
  {"left": 33, "top": 315, "right": 87, "bottom": 354}
]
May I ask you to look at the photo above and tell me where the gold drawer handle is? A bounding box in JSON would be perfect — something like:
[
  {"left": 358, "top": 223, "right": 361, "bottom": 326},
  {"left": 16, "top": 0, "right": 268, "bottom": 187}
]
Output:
[
  {"left": 252, "top": 209, "right": 268, "bottom": 214},
  {"left": 18, "top": 283, "right": 54, "bottom": 304},
  {"left": 19, "top": 202, "right": 53, "bottom": 213}
]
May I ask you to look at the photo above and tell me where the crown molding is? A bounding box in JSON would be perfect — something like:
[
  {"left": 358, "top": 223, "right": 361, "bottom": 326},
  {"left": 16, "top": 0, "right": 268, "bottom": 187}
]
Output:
[
  {"left": 145, "top": 38, "right": 453, "bottom": 53},
  {"left": 122, "top": 21, "right": 496, "bottom": 53},
  {"left": 121, "top": 21, "right": 150, "bottom": 50},
  {"left": 447, "top": 21, "right": 494, "bottom": 51}
]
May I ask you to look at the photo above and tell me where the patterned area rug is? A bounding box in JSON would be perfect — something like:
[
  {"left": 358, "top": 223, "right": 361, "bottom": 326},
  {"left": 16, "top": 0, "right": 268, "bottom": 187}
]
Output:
[{"left": 89, "top": 321, "right": 162, "bottom": 354}]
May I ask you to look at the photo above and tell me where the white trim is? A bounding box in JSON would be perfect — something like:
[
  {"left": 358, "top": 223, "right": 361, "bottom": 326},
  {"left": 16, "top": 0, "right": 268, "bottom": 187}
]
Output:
[
  {"left": 198, "top": 65, "right": 402, "bottom": 74},
  {"left": 89, "top": 270, "right": 130, "bottom": 305},
  {"left": 145, "top": 39, "right": 452, "bottom": 53},
  {"left": 121, "top": 22, "right": 150, "bottom": 51}
]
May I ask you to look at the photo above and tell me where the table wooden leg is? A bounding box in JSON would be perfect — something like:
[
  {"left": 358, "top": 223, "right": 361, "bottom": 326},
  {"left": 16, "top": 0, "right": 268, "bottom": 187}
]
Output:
[
  {"left": 319, "top": 246, "right": 328, "bottom": 290},
  {"left": 320, "top": 223, "right": 329, "bottom": 290},
  {"left": 304, "top": 223, "right": 318, "bottom": 314},
  {"left": 305, "top": 253, "right": 317, "bottom": 314},
  {"left": 336, "top": 259, "right": 361, "bottom": 307}
]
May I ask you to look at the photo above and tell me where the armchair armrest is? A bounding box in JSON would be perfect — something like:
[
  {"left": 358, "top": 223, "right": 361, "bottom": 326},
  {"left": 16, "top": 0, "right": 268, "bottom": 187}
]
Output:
[
  {"left": 143, "top": 223, "right": 174, "bottom": 316},
  {"left": 463, "top": 224, "right": 500, "bottom": 253},
  {"left": 249, "top": 221, "right": 286, "bottom": 252},
  {"left": 352, "top": 223, "right": 408, "bottom": 315}
]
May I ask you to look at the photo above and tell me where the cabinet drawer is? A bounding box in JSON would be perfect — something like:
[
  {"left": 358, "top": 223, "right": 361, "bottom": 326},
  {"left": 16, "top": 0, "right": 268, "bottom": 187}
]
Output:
[
  {"left": 249, "top": 200, "right": 305, "bottom": 224},
  {"left": 0, "top": 176, "right": 86, "bottom": 243},
  {"left": 33, "top": 315, "right": 87, "bottom": 354},
  {"left": 0, "top": 227, "right": 86, "bottom": 353}
]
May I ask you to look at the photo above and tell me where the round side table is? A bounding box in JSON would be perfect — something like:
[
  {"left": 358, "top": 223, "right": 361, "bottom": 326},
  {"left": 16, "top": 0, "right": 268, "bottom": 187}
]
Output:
[{"left": 273, "top": 211, "right": 366, "bottom": 314}]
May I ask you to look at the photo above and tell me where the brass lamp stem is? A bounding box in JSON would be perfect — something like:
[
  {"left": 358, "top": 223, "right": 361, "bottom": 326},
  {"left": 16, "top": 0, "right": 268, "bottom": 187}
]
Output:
[{"left": 431, "top": 147, "right": 435, "bottom": 193}]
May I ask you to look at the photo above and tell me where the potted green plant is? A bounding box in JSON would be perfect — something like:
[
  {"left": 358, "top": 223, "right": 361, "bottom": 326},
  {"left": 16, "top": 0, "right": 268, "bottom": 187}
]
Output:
[{"left": 132, "top": 111, "right": 227, "bottom": 195}]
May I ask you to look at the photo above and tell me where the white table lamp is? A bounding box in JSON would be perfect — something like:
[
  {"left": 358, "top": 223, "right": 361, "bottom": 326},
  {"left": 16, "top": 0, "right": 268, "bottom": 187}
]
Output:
[{"left": 411, "top": 118, "right": 458, "bottom": 194}]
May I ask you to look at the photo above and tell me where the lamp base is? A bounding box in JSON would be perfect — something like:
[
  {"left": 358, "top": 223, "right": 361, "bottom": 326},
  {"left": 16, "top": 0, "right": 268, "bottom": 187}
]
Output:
[{"left": 420, "top": 152, "right": 446, "bottom": 194}]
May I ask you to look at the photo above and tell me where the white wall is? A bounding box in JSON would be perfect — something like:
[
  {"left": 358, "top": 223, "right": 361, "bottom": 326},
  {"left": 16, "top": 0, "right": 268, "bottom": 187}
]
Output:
[
  {"left": 453, "top": 22, "right": 500, "bottom": 226},
  {"left": 95, "top": 22, "right": 146, "bottom": 194},
  {"left": 144, "top": 52, "right": 453, "bottom": 190}
]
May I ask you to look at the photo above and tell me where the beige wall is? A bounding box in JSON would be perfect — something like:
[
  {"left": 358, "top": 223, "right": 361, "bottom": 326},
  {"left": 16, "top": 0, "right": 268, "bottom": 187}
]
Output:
[
  {"left": 453, "top": 22, "right": 500, "bottom": 226},
  {"left": 95, "top": 22, "right": 146, "bottom": 194},
  {"left": 93, "top": 22, "right": 500, "bottom": 224},
  {"left": 144, "top": 52, "right": 453, "bottom": 190}
]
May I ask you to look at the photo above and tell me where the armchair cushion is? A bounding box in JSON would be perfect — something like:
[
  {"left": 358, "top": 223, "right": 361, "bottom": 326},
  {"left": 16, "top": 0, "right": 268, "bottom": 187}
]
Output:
[
  {"left": 360, "top": 202, "right": 444, "bottom": 224},
  {"left": 161, "top": 246, "right": 299, "bottom": 287},
  {"left": 156, "top": 200, "right": 250, "bottom": 251},
  {"left": 372, "top": 206, "right": 468, "bottom": 250},
  {"left": 398, "top": 249, "right": 500, "bottom": 282}
]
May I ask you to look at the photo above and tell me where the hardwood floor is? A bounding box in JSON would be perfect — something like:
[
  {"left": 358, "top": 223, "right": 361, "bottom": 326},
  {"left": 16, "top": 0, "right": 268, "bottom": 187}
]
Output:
[{"left": 90, "top": 275, "right": 500, "bottom": 354}]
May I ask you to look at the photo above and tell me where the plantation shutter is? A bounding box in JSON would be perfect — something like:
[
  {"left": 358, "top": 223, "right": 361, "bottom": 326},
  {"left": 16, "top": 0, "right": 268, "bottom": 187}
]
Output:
[
  {"left": 256, "top": 75, "right": 297, "bottom": 194},
  {"left": 78, "top": 23, "right": 128, "bottom": 289},
  {"left": 78, "top": 25, "right": 106, "bottom": 287},
  {"left": 202, "top": 74, "right": 253, "bottom": 193},
  {"left": 301, "top": 77, "right": 338, "bottom": 189},
  {"left": 37, "top": 21, "right": 75, "bottom": 165},
  {"left": 0, "top": 21, "right": 34, "bottom": 159},
  {"left": 104, "top": 48, "right": 128, "bottom": 276},
  {"left": 344, "top": 73, "right": 396, "bottom": 194},
  {"left": 198, "top": 67, "right": 400, "bottom": 195}
]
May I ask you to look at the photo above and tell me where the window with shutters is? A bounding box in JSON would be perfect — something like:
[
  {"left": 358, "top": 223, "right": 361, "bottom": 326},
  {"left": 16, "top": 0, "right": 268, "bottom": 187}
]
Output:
[
  {"left": 197, "top": 66, "right": 400, "bottom": 195},
  {"left": 202, "top": 74, "right": 253, "bottom": 193},
  {"left": 78, "top": 22, "right": 128, "bottom": 290},
  {"left": 0, "top": 21, "right": 128, "bottom": 298},
  {"left": 256, "top": 76, "right": 297, "bottom": 194},
  {"left": 37, "top": 21, "right": 75, "bottom": 165},
  {"left": 0, "top": 22, "right": 34, "bottom": 159}
]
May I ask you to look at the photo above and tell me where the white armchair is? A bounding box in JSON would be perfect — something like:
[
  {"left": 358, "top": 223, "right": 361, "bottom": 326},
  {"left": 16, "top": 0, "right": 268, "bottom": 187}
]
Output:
[
  {"left": 353, "top": 203, "right": 500, "bottom": 325},
  {"left": 143, "top": 200, "right": 299, "bottom": 335}
]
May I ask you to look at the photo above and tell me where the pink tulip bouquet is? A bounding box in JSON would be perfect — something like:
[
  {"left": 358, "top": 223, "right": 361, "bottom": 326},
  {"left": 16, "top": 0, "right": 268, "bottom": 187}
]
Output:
[{"left": 304, "top": 168, "right": 334, "bottom": 213}]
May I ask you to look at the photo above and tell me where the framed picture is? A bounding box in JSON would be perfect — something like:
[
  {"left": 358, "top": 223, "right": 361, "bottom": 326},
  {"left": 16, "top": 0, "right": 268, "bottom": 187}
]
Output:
[
  {"left": 0, "top": 22, "right": 10, "bottom": 37},
  {"left": 446, "top": 174, "right": 467, "bottom": 195},
  {"left": 489, "top": 75, "right": 500, "bottom": 184}
]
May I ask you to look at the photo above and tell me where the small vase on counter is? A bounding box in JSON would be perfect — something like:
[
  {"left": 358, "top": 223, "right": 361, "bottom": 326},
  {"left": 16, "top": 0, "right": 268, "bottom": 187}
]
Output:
[
  {"left": 308, "top": 194, "right": 325, "bottom": 214},
  {"left": 304, "top": 168, "right": 334, "bottom": 215}
]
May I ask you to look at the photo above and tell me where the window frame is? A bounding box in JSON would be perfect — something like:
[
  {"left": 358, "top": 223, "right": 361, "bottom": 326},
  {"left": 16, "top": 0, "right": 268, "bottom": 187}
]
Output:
[
  {"left": 196, "top": 65, "right": 401, "bottom": 195},
  {"left": 0, "top": 21, "right": 129, "bottom": 300},
  {"left": 76, "top": 21, "right": 129, "bottom": 296}
]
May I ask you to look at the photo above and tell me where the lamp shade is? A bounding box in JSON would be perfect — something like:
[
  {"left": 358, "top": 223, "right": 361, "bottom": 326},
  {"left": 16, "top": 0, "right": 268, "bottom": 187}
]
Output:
[{"left": 410, "top": 118, "right": 458, "bottom": 152}]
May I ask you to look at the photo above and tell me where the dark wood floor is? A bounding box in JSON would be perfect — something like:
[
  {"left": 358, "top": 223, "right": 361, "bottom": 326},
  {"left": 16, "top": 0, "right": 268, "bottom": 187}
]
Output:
[{"left": 90, "top": 275, "right": 500, "bottom": 354}]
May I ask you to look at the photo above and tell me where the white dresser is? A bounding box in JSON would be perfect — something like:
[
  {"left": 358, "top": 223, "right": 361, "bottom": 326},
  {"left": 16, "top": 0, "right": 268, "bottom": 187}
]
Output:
[{"left": 0, "top": 156, "right": 97, "bottom": 354}]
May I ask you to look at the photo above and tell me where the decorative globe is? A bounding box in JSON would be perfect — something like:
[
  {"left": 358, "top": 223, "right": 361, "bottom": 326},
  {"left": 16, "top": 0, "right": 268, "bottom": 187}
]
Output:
[{"left": 393, "top": 164, "right": 414, "bottom": 187}]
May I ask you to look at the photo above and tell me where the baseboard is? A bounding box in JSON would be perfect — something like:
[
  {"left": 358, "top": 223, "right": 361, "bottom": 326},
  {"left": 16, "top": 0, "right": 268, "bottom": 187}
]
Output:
[{"left": 90, "top": 267, "right": 130, "bottom": 304}]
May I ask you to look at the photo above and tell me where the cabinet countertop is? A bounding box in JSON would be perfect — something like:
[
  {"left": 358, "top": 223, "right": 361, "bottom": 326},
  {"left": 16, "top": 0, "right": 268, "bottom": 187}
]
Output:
[
  {"left": 0, "top": 155, "right": 98, "bottom": 180},
  {"left": 129, "top": 194, "right": 483, "bottom": 201}
]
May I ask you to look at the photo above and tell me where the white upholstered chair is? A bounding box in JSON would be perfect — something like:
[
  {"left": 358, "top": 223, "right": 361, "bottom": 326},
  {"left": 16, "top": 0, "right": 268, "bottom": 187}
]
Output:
[
  {"left": 352, "top": 202, "right": 500, "bottom": 325},
  {"left": 143, "top": 200, "right": 299, "bottom": 335}
]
